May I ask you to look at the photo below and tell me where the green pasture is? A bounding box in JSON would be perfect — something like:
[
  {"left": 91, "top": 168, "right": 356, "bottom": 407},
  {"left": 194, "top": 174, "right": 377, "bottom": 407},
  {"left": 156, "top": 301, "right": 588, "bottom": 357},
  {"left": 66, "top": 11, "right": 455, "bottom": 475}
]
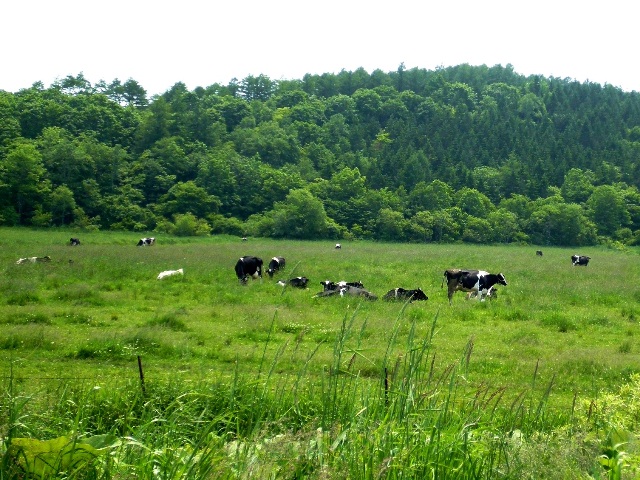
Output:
[
  {"left": 2, "top": 227, "right": 640, "bottom": 478},
  {"left": 1, "top": 227, "right": 639, "bottom": 409}
]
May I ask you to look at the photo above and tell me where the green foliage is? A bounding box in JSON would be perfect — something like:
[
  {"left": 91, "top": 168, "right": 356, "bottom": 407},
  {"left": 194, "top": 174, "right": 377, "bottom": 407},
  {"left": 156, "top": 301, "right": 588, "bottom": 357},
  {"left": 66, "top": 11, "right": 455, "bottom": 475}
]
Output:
[{"left": 2, "top": 65, "right": 640, "bottom": 246}]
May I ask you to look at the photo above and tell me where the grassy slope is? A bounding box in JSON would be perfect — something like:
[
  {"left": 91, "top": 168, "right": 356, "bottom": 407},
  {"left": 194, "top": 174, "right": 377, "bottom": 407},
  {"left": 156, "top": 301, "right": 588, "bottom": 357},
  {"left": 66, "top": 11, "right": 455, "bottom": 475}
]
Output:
[{"left": 1, "top": 227, "right": 639, "bottom": 412}]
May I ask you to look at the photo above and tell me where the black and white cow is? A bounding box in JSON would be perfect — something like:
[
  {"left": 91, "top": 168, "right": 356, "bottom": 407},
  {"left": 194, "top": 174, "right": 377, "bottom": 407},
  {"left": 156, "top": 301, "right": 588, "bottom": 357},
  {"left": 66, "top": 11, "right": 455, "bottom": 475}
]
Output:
[
  {"left": 16, "top": 256, "right": 52, "bottom": 265},
  {"left": 442, "top": 268, "right": 507, "bottom": 305},
  {"left": 536, "top": 250, "right": 543, "bottom": 256},
  {"left": 315, "top": 284, "right": 377, "bottom": 300},
  {"left": 137, "top": 237, "right": 155, "bottom": 246},
  {"left": 267, "top": 257, "right": 285, "bottom": 278},
  {"left": 335, "top": 243, "right": 342, "bottom": 249},
  {"left": 69, "top": 237, "right": 81, "bottom": 246},
  {"left": 571, "top": 254, "right": 591, "bottom": 266},
  {"left": 277, "top": 276, "right": 309, "bottom": 288},
  {"left": 320, "top": 280, "right": 364, "bottom": 292},
  {"left": 383, "top": 287, "right": 428, "bottom": 302},
  {"left": 235, "top": 256, "right": 263, "bottom": 284}
]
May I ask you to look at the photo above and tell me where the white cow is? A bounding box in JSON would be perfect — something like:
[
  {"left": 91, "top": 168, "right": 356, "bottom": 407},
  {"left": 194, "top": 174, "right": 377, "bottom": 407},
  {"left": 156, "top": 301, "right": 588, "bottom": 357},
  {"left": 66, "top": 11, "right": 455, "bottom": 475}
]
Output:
[
  {"left": 157, "top": 268, "right": 184, "bottom": 280},
  {"left": 16, "top": 256, "right": 51, "bottom": 265}
]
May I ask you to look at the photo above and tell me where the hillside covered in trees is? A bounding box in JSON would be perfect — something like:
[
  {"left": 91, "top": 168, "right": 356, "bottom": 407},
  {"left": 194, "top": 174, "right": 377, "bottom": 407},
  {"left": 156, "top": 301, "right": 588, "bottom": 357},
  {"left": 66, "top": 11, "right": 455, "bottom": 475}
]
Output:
[{"left": 1, "top": 64, "right": 639, "bottom": 246}]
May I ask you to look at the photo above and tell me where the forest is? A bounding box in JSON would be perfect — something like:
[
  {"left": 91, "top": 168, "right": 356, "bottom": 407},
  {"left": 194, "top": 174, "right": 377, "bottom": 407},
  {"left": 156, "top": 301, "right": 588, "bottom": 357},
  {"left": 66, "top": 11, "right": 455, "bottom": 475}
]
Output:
[{"left": 1, "top": 63, "right": 639, "bottom": 246}]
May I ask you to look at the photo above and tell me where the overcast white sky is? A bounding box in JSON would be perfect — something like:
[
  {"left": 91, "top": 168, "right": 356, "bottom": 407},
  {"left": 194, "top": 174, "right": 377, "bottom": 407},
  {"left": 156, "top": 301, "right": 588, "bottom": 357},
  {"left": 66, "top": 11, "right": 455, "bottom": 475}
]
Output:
[{"left": 3, "top": 0, "right": 638, "bottom": 96}]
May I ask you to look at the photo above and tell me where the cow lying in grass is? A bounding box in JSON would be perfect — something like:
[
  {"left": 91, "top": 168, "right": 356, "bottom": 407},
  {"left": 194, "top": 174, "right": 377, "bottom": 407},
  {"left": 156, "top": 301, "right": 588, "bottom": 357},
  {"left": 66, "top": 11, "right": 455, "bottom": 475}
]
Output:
[
  {"left": 16, "top": 256, "right": 51, "bottom": 265},
  {"left": 277, "top": 277, "right": 309, "bottom": 288},
  {"left": 383, "top": 288, "right": 428, "bottom": 302},
  {"left": 157, "top": 268, "right": 184, "bottom": 280},
  {"left": 314, "top": 284, "right": 377, "bottom": 300}
]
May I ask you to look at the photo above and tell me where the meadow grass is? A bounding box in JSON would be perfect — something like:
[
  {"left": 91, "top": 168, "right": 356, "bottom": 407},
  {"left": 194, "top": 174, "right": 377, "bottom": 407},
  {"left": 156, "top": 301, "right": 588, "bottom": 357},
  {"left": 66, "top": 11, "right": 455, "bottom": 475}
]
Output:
[{"left": 1, "top": 227, "right": 639, "bottom": 478}]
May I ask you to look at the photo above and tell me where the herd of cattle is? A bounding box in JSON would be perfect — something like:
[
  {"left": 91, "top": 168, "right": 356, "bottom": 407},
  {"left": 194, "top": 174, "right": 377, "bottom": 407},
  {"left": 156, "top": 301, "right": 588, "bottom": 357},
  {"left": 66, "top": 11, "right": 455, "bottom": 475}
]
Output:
[
  {"left": 232, "top": 251, "right": 587, "bottom": 305},
  {"left": 11, "top": 237, "right": 593, "bottom": 304}
]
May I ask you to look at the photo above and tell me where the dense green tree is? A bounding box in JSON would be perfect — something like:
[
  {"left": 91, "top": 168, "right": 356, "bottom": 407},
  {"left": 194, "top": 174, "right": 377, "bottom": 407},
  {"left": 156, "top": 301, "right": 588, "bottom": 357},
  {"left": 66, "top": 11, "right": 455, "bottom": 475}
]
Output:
[
  {"left": 269, "top": 188, "right": 338, "bottom": 239},
  {"left": 560, "top": 168, "right": 595, "bottom": 203},
  {"left": 49, "top": 184, "right": 78, "bottom": 225},
  {"left": 157, "top": 181, "right": 221, "bottom": 219},
  {"left": 527, "top": 199, "right": 597, "bottom": 246},
  {"left": 375, "top": 208, "right": 407, "bottom": 241},
  {"left": 587, "top": 185, "right": 631, "bottom": 236},
  {"left": 455, "top": 187, "right": 495, "bottom": 218},
  {"left": 1, "top": 142, "right": 50, "bottom": 224}
]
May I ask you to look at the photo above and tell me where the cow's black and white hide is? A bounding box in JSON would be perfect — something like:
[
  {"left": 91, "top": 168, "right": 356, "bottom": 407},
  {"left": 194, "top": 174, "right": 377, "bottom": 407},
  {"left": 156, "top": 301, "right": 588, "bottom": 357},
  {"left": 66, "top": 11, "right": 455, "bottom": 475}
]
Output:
[
  {"left": 383, "top": 287, "right": 428, "bottom": 302},
  {"left": 267, "top": 257, "right": 285, "bottom": 277},
  {"left": 442, "top": 269, "right": 507, "bottom": 305},
  {"left": 536, "top": 250, "right": 543, "bottom": 256},
  {"left": 335, "top": 243, "right": 342, "bottom": 249},
  {"left": 320, "top": 280, "right": 364, "bottom": 292},
  {"left": 277, "top": 276, "right": 309, "bottom": 288},
  {"left": 571, "top": 254, "right": 591, "bottom": 266},
  {"left": 235, "top": 256, "right": 263, "bottom": 284},
  {"left": 69, "top": 238, "right": 81, "bottom": 246},
  {"left": 137, "top": 237, "right": 155, "bottom": 246},
  {"left": 16, "top": 256, "right": 52, "bottom": 265}
]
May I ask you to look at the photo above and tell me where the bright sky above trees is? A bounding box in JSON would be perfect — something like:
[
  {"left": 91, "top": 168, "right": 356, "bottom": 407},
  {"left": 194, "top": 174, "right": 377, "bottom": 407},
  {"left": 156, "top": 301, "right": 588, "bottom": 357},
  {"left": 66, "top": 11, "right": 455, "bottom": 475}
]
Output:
[{"left": 3, "top": 0, "right": 638, "bottom": 96}]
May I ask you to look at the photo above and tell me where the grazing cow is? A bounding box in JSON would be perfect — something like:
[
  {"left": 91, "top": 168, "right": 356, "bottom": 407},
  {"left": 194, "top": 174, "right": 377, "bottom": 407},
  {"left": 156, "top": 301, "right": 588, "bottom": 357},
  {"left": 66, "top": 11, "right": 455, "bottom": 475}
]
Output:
[
  {"left": 242, "top": 237, "right": 248, "bottom": 242},
  {"left": 137, "top": 237, "right": 155, "bottom": 246},
  {"left": 383, "top": 287, "right": 428, "bottom": 302},
  {"left": 157, "top": 268, "right": 184, "bottom": 280},
  {"left": 235, "top": 256, "right": 263, "bottom": 284},
  {"left": 442, "top": 268, "right": 507, "bottom": 305},
  {"left": 536, "top": 250, "right": 543, "bottom": 256},
  {"left": 571, "top": 254, "right": 591, "bottom": 266},
  {"left": 16, "top": 256, "right": 52, "bottom": 265},
  {"left": 69, "top": 237, "right": 81, "bottom": 246},
  {"left": 335, "top": 243, "right": 342, "bottom": 249},
  {"left": 267, "top": 257, "right": 286, "bottom": 278},
  {"left": 320, "top": 280, "right": 364, "bottom": 292},
  {"left": 277, "top": 276, "right": 309, "bottom": 288}
]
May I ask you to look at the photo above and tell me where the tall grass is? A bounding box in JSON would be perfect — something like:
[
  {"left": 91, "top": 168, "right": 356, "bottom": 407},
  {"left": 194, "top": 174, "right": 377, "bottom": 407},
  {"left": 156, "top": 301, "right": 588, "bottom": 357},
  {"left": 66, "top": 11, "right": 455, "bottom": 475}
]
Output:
[{"left": 1, "top": 306, "right": 624, "bottom": 478}]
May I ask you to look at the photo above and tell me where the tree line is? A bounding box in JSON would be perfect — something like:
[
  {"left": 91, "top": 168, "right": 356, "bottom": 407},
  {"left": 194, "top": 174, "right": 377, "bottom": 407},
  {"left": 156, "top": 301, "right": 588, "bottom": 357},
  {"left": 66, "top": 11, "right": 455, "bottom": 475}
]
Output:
[{"left": 1, "top": 64, "right": 639, "bottom": 246}]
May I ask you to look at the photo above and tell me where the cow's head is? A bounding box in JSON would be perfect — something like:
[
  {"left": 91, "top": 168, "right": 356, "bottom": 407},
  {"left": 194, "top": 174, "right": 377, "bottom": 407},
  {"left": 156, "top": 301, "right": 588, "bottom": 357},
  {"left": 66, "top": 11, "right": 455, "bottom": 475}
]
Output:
[
  {"left": 410, "top": 289, "right": 428, "bottom": 301},
  {"left": 495, "top": 273, "right": 507, "bottom": 286}
]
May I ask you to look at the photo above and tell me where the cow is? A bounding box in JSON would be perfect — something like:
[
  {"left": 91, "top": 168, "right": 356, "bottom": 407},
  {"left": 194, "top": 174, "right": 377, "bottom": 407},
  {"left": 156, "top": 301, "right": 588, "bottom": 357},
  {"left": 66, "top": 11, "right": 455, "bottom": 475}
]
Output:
[
  {"left": 571, "top": 254, "right": 591, "bottom": 266},
  {"left": 383, "top": 287, "right": 428, "bottom": 302},
  {"left": 242, "top": 237, "right": 248, "bottom": 242},
  {"left": 267, "top": 257, "right": 285, "bottom": 278},
  {"left": 16, "top": 256, "right": 51, "bottom": 265},
  {"left": 157, "top": 268, "right": 184, "bottom": 280},
  {"left": 320, "top": 280, "right": 364, "bottom": 292},
  {"left": 536, "top": 250, "right": 543, "bottom": 256},
  {"left": 340, "top": 286, "right": 377, "bottom": 300},
  {"left": 277, "top": 276, "right": 309, "bottom": 288},
  {"left": 69, "top": 237, "right": 81, "bottom": 246},
  {"left": 315, "top": 284, "right": 377, "bottom": 300},
  {"left": 235, "top": 256, "right": 263, "bottom": 284},
  {"left": 442, "top": 268, "right": 507, "bottom": 305},
  {"left": 335, "top": 243, "right": 342, "bottom": 249},
  {"left": 137, "top": 237, "right": 155, "bottom": 246}
]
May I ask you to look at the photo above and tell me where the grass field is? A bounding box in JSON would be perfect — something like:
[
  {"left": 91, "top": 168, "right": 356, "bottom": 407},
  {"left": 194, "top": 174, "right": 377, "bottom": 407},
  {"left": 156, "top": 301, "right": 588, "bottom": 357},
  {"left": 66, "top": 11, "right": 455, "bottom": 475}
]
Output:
[{"left": 1, "top": 227, "right": 639, "bottom": 478}]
